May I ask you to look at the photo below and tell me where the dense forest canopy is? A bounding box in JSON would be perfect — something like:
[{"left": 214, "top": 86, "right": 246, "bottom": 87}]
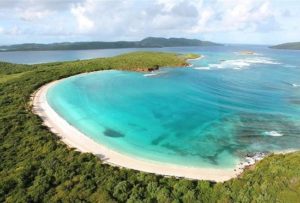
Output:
[{"left": 0, "top": 52, "right": 299, "bottom": 202}]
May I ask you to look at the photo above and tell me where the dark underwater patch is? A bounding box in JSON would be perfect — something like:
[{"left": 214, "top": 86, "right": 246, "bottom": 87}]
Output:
[
  {"left": 289, "top": 99, "right": 300, "bottom": 105},
  {"left": 161, "top": 143, "right": 188, "bottom": 156},
  {"left": 232, "top": 113, "right": 300, "bottom": 149},
  {"left": 103, "top": 128, "right": 125, "bottom": 138},
  {"left": 151, "top": 133, "right": 169, "bottom": 145}
]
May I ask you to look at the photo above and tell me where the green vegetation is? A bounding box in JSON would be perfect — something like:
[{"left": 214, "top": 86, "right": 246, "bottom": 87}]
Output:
[
  {"left": 0, "top": 37, "right": 221, "bottom": 52},
  {"left": 139, "top": 37, "right": 221, "bottom": 47},
  {"left": 181, "top": 53, "right": 201, "bottom": 60},
  {"left": 0, "top": 72, "right": 25, "bottom": 84},
  {"left": 270, "top": 42, "right": 300, "bottom": 50},
  {"left": 0, "top": 51, "right": 300, "bottom": 202}
]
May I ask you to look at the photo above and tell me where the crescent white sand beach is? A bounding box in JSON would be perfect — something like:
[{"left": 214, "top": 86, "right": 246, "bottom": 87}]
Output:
[{"left": 32, "top": 78, "right": 258, "bottom": 182}]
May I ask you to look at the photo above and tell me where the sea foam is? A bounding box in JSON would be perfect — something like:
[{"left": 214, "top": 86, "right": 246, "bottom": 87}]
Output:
[
  {"left": 188, "top": 56, "right": 204, "bottom": 61},
  {"left": 284, "top": 64, "right": 297, "bottom": 68},
  {"left": 143, "top": 71, "right": 166, "bottom": 77},
  {"left": 205, "top": 57, "right": 280, "bottom": 70},
  {"left": 144, "top": 73, "right": 158, "bottom": 77},
  {"left": 194, "top": 67, "right": 210, "bottom": 70},
  {"left": 263, "top": 131, "right": 283, "bottom": 137}
]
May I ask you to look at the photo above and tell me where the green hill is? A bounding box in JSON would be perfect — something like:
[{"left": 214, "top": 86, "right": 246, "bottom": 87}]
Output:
[
  {"left": 270, "top": 42, "right": 300, "bottom": 50},
  {"left": 139, "top": 37, "right": 220, "bottom": 47},
  {"left": 0, "top": 37, "right": 221, "bottom": 52}
]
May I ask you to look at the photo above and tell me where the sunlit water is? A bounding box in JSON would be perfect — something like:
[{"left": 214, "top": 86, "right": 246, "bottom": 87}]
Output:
[{"left": 47, "top": 45, "right": 300, "bottom": 168}]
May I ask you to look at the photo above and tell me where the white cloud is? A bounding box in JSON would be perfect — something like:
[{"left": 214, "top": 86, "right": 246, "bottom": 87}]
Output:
[
  {"left": 0, "top": 0, "right": 299, "bottom": 44},
  {"left": 189, "top": 0, "right": 277, "bottom": 33},
  {"left": 222, "top": 1, "right": 273, "bottom": 30},
  {"left": 71, "top": 0, "right": 95, "bottom": 32},
  {"left": 3, "top": 26, "right": 22, "bottom": 35},
  {"left": 150, "top": 0, "right": 200, "bottom": 30},
  {"left": 156, "top": 0, "right": 179, "bottom": 12},
  {"left": 20, "top": 9, "right": 51, "bottom": 21},
  {"left": 0, "top": 0, "right": 279, "bottom": 35}
]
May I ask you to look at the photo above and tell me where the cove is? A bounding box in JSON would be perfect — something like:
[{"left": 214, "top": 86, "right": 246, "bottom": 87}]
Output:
[{"left": 46, "top": 47, "right": 300, "bottom": 169}]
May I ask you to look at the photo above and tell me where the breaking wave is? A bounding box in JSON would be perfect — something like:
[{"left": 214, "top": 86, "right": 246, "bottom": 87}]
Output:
[
  {"left": 195, "top": 57, "right": 281, "bottom": 71},
  {"left": 263, "top": 131, "right": 283, "bottom": 137},
  {"left": 143, "top": 71, "right": 166, "bottom": 77},
  {"left": 194, "top": 67, "right": 211, "bottom": 70}
]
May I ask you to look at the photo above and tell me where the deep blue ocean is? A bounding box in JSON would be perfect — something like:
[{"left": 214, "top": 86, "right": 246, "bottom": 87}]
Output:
[{"left": 30, "top": 45, "right": 300, "bottom": 168}]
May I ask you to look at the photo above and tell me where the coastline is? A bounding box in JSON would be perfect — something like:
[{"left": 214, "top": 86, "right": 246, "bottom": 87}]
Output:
[
  {"left": 187, "top": 55, "right": 204, "bottom": 61},
  {"left": 32, "top": 76, "right": 244, "bottom": 182},
  {"left": 32, "top": 72, "right": 292, "bottom": 182}
]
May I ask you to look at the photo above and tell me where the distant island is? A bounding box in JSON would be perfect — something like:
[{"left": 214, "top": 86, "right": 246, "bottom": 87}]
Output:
[
  {"left": 270, "top": 42, "right": 300, "bottom": 50},
  {"left": 0, "top": 37, "right": 221, "bottom": 52}
]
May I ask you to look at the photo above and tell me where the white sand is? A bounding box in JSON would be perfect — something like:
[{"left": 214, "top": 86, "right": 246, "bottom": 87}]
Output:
[{"left": 32, "top": 79, "right": 244, "bottom": 182}]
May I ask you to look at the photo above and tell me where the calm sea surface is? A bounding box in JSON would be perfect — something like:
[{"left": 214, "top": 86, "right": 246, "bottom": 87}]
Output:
[
  {"left": 0, "top": 47, "right": 186, "bottom": 64},
  {"left": 40, "top": 45, "right": 300, "bottom": 168}
]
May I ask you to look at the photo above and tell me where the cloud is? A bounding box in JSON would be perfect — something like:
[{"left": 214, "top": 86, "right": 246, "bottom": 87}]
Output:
[
  {"left": 0, "top": 0, "right": 82, "bottom": 11},
  {"left": 0, "top": 0, "right": 298, "bottom": 44},
  {"left": 0, "top": 0, "right": 280, "bottom": 34},
  {"left": 20, "top": 9, "right": 51, "bottom": 21},
  {"left": 150, "top": 0, "right": 200, "bottom": 30},
  {"left": 71, "top": 0, "right": 95, "bottom": 32},
  {"left": 189, "top": 0, "right": 278, "bottom": 33},
  {"left": 2, "top": 26, "right": 23, "bottom": 35}
]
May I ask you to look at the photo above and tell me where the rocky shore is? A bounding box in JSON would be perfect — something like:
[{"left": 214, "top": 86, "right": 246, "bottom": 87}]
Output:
[{"left": 236, "top": 152, "right": 268, "bottom": 172}]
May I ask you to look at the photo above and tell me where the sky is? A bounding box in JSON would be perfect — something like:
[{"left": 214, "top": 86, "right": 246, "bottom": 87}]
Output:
[{"left": 0, "top": 0, "right": 299, "bottom": 45}]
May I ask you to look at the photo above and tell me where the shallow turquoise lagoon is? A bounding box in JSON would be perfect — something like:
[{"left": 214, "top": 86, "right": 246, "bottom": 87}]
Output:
[{"left": 47, "top": 46, "right": 300, "bottom": 168}]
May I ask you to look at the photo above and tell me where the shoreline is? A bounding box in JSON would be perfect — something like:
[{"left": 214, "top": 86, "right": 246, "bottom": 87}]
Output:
[
  {"left": 32, "top": 71, "right": 292, "bottom": 182},
  {"left": 32, "top": 75, "right": 242, "bottom": 182},
  {"left": 187, "top": 55, "right": 204, "bottom": 61}
]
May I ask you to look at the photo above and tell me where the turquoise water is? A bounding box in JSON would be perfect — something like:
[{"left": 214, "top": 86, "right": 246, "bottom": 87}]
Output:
[{"left": 47, "top": 46, "right": 300, "bottom": 168}]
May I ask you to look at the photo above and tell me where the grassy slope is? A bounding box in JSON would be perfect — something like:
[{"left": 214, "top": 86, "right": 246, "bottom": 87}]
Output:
[
  {"left": 0, "top": 72, "right": 25, "bottom": 84},
  {"left": 0, "top": 52, "right": 300, "bottom": 203}
]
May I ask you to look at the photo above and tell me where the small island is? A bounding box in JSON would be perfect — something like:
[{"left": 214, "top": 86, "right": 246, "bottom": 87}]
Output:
[
  {"left": 270, "top": 42, "right": 300, "bottom": 50},
  {"left": 238, "top": 50, "right": 256, "bottom": 55}
]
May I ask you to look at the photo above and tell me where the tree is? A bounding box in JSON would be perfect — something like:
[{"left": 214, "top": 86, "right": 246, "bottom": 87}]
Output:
[{"left": 113, "top": 181, "right": 131, "bottom": 202}]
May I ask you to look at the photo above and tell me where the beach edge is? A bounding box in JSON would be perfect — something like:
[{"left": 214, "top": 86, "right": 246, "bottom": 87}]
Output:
[{"left": 32, "top": 74, "right": 246, "bottom": 182}]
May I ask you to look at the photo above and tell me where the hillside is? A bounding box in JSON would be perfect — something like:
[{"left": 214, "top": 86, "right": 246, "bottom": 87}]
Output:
[
  {"left": 0, "top": 37, "right": 221, "bottom": 52},
  {"left": 270, "top": 42, "right": 300, "bottom": 50},
  {"left": 139, "top": 37, "right": 220, "bottom": 47}
]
